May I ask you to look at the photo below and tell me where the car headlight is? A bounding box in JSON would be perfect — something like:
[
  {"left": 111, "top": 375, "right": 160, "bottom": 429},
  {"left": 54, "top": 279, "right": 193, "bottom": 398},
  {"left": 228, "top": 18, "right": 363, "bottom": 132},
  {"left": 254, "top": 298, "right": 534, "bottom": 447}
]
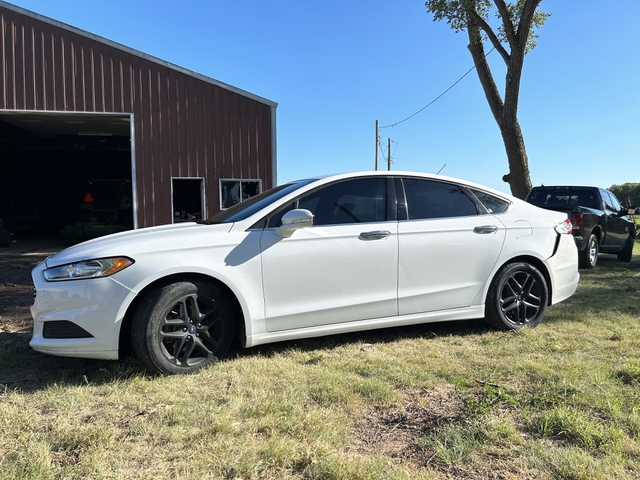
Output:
[{"left": 43, "top": 257, "right": 134, "bottom": 281}]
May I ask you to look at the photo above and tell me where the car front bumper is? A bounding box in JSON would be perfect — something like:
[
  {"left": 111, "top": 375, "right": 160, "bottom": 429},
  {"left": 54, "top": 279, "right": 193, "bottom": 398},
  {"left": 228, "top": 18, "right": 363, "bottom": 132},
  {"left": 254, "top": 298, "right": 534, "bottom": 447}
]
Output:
[{"left": 29, "top": 261, "right": 134, "bottom": 360}]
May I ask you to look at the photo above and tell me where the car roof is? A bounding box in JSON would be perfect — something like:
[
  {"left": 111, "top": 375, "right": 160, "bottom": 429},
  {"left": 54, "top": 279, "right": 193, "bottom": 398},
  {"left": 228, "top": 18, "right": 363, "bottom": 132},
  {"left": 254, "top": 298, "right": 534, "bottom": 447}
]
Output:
[{"left": 295, "top": 171, "right": 513, "bottom": 199}]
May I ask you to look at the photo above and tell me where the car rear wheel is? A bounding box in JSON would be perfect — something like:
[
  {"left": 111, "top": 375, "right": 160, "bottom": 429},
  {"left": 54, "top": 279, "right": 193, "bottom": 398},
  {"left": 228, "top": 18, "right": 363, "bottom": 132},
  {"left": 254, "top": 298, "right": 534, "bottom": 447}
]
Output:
[
  {"left": 579, "top": 234, "right": 599, "bottom": 269},
  {"left": 618, "top": 235, "right": 634, "bottom": 262},
  {"left": 484, "top": 262, "right": 548, "bottom": 330},
  {"left": 131, "top": 280, "right": 235, "bottom": 375}
]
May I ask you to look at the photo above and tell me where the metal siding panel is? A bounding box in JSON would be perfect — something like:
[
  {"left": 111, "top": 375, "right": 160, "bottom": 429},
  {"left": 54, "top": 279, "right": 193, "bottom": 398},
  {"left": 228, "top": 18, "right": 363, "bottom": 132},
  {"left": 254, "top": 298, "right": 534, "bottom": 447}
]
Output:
[
  {"left": 187, "top": 75, "right": 199, "bottom": 176},
  {"left": 1, "top": 4, "right": 275, "bottom": 224},
  {"left": 222, "top": 88, "right": 231, "bottom": 178},
  {"left": 177, "top": 72, "right": 189, "bottom": 177},
  {"left": 0, "top": 10, "right": 12, "bottom": 108},
  {"left": 203, "top": 84, "right": 215, "bottom": 217},
  {"left": 49, "top": 28, "right": 71, "bottom": 110},
  {"left": 197, "top": 80, "right": 207, "bottom": 180},
  {"left": 12, "top": 16, "right": 24, "bottom": 108},
  {"left": 168, "top": 69, "right": 180, "bottom": 180},
  {"left": 22, "top": 21, "right": 35, "bottom": 109},
  {"left": 33, "top": 25, "right": 44, "bottom": 108}
]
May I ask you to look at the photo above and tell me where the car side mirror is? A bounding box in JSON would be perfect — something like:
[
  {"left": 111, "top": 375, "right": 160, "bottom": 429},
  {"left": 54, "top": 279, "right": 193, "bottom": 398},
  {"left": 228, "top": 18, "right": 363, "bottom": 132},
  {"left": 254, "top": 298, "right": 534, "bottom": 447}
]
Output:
[{"left": 275, "top": 209, "right": 314, "bottom": 238}]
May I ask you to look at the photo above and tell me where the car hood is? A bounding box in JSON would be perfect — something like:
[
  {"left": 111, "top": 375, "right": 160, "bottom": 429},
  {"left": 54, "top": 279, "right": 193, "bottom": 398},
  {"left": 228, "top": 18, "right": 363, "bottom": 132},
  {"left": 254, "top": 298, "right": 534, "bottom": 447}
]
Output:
[{"left": 45, "top": 222, "right": 233, "bottom": 268}]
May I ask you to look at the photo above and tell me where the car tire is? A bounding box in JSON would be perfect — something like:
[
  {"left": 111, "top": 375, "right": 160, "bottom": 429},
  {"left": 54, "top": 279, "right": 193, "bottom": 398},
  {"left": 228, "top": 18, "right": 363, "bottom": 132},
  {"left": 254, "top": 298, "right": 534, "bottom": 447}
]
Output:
[
  {"left": 131, "top": 280, "right": 235, "bottom": 375},
  {"left": 618, "top": 235, "right": 634, "bottom": 262},
  {"left": 579, "top": 234, "right": 599, "bottom": 269},
  {"left": 484, "top": 262, "right": 548, "bottom": 330}
]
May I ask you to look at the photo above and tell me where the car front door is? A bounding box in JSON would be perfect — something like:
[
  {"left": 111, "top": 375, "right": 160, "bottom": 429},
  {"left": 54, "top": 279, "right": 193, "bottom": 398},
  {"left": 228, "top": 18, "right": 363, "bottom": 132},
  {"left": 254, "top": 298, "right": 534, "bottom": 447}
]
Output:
[
  {"left": 397, "top": 178, "right": 506, "bottom": 315},
  {"left": 600, "top": 189, "right": 632, "bottom": 249},
  {"left": 259, "top": 177, "right": 399, "bottom": 332}
]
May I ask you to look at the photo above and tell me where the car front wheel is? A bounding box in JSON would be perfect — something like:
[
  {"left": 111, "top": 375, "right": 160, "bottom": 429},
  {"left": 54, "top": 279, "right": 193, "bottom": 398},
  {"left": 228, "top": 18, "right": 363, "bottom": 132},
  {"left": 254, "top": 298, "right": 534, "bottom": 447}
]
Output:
[
  {"left": 131, "top": 280, "right": 235, "bottom": 375},
  {"left": 484, "top": 262, "right": 548, "bottom": 330}
]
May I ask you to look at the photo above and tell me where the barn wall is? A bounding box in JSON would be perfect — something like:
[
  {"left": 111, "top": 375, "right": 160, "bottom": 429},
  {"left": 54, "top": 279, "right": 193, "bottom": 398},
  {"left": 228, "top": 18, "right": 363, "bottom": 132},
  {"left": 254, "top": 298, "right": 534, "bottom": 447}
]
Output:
[{"left": 0, "top": 4, "right": 275, "bottom": 227}]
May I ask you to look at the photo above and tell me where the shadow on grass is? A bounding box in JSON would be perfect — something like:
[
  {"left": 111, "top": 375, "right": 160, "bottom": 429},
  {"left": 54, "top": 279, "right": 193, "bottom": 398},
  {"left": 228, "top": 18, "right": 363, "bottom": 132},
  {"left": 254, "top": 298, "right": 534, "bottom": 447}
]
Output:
[
  {"left": 0, "top": 327, "right": 146, "bottom": 393},
  {"left": 233, "top": 319, "right": 491, "bottom": 360},
  {"left": 0, "top": 320, "right": 490, "bottom": 393}
]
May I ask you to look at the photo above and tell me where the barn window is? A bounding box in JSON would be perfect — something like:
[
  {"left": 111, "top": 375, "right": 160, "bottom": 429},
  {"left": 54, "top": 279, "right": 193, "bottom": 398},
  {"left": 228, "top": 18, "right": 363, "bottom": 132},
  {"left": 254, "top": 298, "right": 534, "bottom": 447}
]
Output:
[{"left": 220, "top": 179, "right": 262, "bottom": 209}]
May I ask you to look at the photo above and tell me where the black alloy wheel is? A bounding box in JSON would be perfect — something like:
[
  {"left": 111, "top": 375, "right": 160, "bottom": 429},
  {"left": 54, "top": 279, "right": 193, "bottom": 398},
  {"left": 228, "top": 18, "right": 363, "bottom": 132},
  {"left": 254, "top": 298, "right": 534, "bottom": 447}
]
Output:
[
  {"left": 484, "top": 262, "right": 548, "bottom": 330},
  {"left": 131, "top": 280, "right": 235, "bottom": 375}
]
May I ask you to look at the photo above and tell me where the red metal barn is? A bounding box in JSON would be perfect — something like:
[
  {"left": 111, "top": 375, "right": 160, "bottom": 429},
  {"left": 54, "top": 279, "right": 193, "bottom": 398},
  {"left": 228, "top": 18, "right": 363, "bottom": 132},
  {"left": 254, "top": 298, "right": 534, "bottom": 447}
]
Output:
[{"left": 0, "top": 1, "right": 277, "bottom": 239}]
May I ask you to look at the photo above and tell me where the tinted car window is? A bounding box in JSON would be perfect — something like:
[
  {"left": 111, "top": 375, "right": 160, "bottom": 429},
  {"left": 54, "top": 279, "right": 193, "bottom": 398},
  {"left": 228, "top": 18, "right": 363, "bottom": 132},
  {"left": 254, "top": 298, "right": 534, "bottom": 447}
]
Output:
[
  {"left": 403, "top": 178, "right": 477, "bottom": 220},
  {"left": 298, "top": 178, "right": 387, "bottom": 226},
  {"left": 469, "top": 189, "right": 510, "bottom": 214},
  {"left": 602, "top": 190, "right": 622, "bottom": 211},
  {"left": 527, "top": 188, "right": 599, "bottom": 209}
]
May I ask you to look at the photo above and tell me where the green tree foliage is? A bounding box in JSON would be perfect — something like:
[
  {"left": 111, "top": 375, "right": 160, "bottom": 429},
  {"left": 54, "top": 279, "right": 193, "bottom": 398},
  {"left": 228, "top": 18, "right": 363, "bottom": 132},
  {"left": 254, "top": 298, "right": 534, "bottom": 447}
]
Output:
[
  {"left": 610, "top": 183, "right": 640, "bottom": 207},
  {"left": 425, "top": 0, "right": 550, "bottom": 199}
]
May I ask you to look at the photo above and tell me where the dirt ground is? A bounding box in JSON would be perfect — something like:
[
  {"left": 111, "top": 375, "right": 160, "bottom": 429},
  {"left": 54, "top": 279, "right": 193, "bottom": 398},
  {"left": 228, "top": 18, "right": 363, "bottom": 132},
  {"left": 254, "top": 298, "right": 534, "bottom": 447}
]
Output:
[{"left": 0, "top": 254, "right": 47, "bottom": 333}]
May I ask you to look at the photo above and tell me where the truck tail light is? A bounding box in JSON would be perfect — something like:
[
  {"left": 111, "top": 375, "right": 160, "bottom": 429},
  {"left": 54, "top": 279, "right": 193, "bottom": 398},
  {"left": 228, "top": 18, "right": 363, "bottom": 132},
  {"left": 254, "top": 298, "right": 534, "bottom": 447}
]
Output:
[
  {"left": 570, "top": 212, "right": 583, "bottom": 234},
  {"left": 555, "top": 218, "right": 573, "bottom": 235}
]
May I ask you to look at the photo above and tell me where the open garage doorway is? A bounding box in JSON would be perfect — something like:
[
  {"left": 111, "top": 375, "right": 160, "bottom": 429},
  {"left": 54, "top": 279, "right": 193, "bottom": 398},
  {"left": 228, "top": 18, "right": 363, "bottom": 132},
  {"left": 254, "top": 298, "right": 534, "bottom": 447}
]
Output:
[{"left": 0, "top": 111, "right": 134, "bottom": 244}]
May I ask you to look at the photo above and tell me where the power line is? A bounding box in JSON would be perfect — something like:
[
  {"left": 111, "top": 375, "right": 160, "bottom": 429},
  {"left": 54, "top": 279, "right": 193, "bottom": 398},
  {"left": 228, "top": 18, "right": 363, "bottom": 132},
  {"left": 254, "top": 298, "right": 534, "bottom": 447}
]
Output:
[{"left": 380, "top": 47, "right": 496, "bottom": 129}]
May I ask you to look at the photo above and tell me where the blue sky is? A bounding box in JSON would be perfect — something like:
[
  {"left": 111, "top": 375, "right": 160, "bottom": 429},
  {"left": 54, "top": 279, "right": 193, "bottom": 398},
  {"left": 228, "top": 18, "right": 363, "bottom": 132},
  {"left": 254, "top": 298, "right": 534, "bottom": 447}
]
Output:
[{"left": 6, "top": 0, "right": 640, "bottom": 194}]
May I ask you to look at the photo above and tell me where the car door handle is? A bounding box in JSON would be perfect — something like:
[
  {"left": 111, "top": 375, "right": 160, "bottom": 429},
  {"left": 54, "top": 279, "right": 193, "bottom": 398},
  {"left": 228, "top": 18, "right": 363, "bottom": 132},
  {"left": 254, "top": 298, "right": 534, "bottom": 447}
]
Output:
[
  {"left": 474, "top": 225, "right": 498, "bottom": 234},
  {"left": 359, "top": 230, "right": 391, "bottom": 240}
]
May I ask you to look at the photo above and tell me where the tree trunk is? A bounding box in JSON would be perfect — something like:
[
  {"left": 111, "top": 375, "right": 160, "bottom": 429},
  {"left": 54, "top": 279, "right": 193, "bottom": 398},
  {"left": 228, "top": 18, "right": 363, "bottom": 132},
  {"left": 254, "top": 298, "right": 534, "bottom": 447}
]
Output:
[
  {"left": 498, "top": 116, "right": 532, "bottom": 199},
  {"left": 463, "top": 1, "right": 536, "bottom": 199}
]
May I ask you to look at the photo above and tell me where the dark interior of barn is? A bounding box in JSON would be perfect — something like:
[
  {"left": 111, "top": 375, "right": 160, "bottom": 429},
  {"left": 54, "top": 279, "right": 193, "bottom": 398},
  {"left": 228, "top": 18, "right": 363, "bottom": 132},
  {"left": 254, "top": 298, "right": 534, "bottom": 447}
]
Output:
[{"left": 0, "top": 113, "right": 132, "bottom": 241}]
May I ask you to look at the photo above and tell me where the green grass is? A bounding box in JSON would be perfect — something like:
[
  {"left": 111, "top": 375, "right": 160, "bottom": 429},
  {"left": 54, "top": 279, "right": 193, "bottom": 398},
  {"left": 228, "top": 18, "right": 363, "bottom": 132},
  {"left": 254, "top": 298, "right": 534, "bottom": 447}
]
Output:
[{"left": 1, "top": 242, "right": 640, "bottom": 479}]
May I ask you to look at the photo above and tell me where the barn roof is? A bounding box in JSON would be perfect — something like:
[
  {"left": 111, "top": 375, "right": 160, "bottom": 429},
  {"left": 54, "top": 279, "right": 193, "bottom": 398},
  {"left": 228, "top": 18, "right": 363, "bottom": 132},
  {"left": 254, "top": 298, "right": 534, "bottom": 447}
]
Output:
[{"left": 0, "top": 0, "right": 278, "bottom": 108}]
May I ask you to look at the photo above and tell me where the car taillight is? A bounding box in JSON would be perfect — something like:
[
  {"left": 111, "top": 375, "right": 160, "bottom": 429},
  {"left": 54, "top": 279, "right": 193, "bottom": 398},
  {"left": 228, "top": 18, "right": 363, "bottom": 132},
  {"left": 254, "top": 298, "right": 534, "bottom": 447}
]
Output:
[
  {"left": 570, "top": 212, "right": 583, "bottom": 234},
  {"left": 555, "top": 218, "right": 573, "bottom": 235}
]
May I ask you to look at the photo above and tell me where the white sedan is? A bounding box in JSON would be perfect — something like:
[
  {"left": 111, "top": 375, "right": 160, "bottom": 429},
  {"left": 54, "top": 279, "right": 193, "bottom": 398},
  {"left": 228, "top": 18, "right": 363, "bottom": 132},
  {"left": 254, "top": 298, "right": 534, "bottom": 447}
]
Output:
[{"left": 30, "top": 172, "right": 579, "bottom": 374}]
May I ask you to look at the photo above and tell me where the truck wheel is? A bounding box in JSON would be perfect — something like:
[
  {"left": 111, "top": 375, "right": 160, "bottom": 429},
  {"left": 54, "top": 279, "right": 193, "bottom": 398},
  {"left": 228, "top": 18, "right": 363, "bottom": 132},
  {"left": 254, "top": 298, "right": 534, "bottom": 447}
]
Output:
[
  {"left": 579, "top": 234, "right": 598, "bottom": 269},
  {"left": 484, "top": 262, "right": 548, "bottom": 330},
  {"left": 131, "top": 280, "right": 235, "bottom": 375},
  {"left": 618, "top": 235, "right": 634, "bottom": 262}
]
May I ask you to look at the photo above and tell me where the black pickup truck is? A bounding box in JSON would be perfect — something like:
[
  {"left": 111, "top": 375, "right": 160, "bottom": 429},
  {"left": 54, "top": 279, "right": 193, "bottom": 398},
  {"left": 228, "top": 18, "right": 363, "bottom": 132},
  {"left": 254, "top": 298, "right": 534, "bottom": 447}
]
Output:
[{"left": 525, "top": 186, "right": 637, "bottom": 268}]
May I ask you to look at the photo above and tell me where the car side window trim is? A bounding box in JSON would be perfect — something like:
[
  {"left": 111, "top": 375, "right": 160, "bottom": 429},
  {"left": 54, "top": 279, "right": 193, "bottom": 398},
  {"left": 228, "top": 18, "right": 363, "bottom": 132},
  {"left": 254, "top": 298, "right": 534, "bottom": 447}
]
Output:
[
  {"left": 252, "top": 176, "right": 396, "bottom": 230},
  {"left": 398, "top": 177, "right": 479, "bottom": 221}
]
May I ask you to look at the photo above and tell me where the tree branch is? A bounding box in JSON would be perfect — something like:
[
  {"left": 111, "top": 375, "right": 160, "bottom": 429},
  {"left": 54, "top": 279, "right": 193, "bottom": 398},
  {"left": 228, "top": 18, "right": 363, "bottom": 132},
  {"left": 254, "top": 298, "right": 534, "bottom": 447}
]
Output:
[
  {"left": 465, "top": 6, "right": 510, "bottom": 64},
  {"left": 494, "top": 0, "right": 517, "bottom": 50},
  {"left": 515, "top": 0, "right": 542, "bottom": 50},
  {"left": 466, "top": 24, "right": 504, "bottom": 125}
]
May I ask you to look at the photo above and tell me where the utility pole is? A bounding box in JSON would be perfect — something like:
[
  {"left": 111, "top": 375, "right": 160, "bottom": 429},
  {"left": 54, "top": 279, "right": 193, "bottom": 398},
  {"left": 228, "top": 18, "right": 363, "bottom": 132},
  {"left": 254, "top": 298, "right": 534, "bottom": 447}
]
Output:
[
  {"left": 387, "top": 138, "right": 391, "bottom": 171},
  {"left": 374, "top": 120, "right": 379, "bottom": 171}
]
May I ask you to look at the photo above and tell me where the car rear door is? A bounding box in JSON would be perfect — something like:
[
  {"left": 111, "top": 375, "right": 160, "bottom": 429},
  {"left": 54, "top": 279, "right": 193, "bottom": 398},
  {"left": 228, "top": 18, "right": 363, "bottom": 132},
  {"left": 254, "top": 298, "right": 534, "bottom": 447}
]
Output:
[{"left": 397, "top": 178, "right": 506, "bottom": 315}]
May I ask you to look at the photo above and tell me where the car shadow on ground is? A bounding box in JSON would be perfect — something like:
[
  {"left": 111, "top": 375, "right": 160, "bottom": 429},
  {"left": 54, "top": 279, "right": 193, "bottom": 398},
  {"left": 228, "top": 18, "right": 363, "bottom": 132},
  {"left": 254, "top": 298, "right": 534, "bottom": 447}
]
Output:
[{"left": 0, "top": 320, "right": 491, "bottom": 393}]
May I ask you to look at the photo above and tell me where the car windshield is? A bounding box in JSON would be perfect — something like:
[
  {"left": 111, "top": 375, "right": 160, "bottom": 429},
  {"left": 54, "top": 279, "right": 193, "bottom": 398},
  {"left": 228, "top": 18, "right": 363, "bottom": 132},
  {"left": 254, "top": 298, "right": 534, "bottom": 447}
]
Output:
[{"left": 206, "top": 179, "right": 316, "bottom": 224}]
